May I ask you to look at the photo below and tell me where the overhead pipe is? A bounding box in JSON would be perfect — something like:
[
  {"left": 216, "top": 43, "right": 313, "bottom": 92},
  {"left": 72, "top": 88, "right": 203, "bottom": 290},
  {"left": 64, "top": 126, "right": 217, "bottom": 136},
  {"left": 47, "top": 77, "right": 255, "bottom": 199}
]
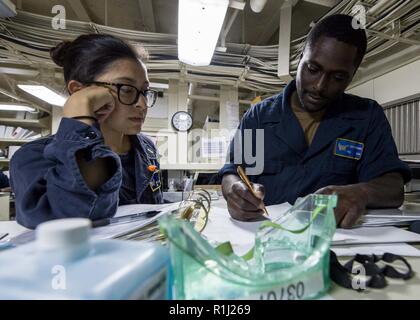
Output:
[
  {"left": 2, "top": 4, "right": 419, "bottom": 95},
  {"left": 250, "top": 0, "right": 268, "bottom": 13},
  {"left": 366, "top": 28, "right": 420, "bottom": 46},
  {"left": 186, "top": 82, "right": 196, "bottom": 111},
  {"left": 368, "top": 0, "right": 396, "bottom": 17},
  {"left": 221, "top": 9, "right": 240, "bottom": 48}
]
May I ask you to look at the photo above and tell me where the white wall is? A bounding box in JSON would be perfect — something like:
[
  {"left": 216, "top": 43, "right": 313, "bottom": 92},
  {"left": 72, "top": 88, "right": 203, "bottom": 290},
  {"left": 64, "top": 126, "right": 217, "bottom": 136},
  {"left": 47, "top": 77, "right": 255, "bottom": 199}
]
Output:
[
  {"left": 192, "top": 100, "right": 219, "bottom": 129},
  {"left": 348, "top": 59, "right": 420, "bottom": 105}
]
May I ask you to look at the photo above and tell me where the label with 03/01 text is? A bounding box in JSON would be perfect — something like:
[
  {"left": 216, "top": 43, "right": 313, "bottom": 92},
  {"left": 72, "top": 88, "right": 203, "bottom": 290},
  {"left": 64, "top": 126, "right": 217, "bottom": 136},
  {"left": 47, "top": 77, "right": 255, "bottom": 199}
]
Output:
[{"left": 240, "top": 270, "right": 325, "bottom": 300}]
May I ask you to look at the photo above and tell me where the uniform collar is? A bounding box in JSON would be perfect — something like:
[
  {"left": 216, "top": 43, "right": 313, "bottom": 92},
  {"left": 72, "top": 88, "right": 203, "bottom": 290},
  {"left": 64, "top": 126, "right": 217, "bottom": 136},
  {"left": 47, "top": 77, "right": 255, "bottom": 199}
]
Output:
[
  {"left": 260, "top": 80, "right": 361, "bottom": 159},
  {"left": 260, "top": 81, "right": 295, "bottom": 124},
  {"left": 129, "top": 134, "right": 157, "bottom": 201},
  {"left": 304, "top": 94, "right": 359, "bottom": 161},
  {"left": 262, "top": 80, "right": 308, "bottom": 156},
  {"left": 130, "top": 134, "right": 157, "bottom": 160}
]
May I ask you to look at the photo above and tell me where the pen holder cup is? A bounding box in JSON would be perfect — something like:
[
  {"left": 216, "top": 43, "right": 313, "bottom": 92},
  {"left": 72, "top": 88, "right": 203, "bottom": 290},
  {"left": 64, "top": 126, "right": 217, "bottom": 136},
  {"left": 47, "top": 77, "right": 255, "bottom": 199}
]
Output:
[{"left": 159, "top": 194, "right": 337, "bottom": 300}]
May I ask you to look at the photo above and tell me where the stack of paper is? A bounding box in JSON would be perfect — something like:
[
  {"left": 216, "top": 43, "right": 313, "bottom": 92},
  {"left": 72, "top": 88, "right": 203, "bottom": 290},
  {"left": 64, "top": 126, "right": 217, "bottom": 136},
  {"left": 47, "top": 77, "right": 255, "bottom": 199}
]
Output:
[
  {"left": 10, "top": 202, "right": 181, "bottom": 246},
  {"left": 361, "top": 208, "right": 420, "bottom": 227},
  {"left": 84, "top": 202, "right": 420, "bottom": 263},
  {"left": 333, "top": 226, "right": 420, "bottom": 245},
  {"left": 9, "top": 201, "right": 420, "bottom": 259},
  {"left": 331, "top": 243, "right": 420, "bottom": 257},
  {"left": 0, "top": 125, "right": 41, "bottom": 140},
  {"left": 202, "top": 203, "right": 420, "bottom": 258},
  {"left": 332, "top": 222, "right": 420, "bottom": 257},
  {"left": 91, "top": 202, "right": 181, "bottom": 241}
]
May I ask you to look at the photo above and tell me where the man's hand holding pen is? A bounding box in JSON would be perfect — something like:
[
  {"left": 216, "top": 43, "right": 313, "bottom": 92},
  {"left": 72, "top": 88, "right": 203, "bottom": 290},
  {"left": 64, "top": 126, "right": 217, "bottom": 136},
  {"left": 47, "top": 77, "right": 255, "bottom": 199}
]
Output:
[{"left": 221, "top": 170, "right": 268, "bottom": 221}]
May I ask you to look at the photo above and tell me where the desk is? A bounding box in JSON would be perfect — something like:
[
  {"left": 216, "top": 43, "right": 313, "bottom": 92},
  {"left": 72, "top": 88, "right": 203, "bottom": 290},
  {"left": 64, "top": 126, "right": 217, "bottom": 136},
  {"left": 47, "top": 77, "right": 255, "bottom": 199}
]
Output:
[
  {"left": 214, "top": 198, "right": 420, "bottom": 300},
  {"left": 0, "top": 220, "right": 28, "bottom": 239},
  {"left": 1, "top": 207, "right": 419, "bottom": 300}
]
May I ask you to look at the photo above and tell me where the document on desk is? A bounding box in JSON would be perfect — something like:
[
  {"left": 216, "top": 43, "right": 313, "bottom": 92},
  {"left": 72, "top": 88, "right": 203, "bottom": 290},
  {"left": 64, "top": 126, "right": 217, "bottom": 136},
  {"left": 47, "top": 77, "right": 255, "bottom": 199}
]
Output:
[
  {"left": 202, "top": 202, "right": 292, "bottom": 256},
  {"left": 112, "top": 202, "right": 180, "bottom": 218},
  {"left": 333, "top": 226, "right": 420, "bottom": 245},
  {"left": 91, "top": 202, "right": 181, "bottom": 240},
  {"left": 332, "top": 243, "right": 420, "bottom": 257},
  {"left": 202, "top": 203, "right": 420, "bottom": 256},
  {"left": 366, "top": 208, "right": 420, "bottom": 218},
  {"left": 9, "top": 202, "right": 181, "bottom": 245},
  {"left": 360, "top": 208, "right": 420, "bottom": 227}
]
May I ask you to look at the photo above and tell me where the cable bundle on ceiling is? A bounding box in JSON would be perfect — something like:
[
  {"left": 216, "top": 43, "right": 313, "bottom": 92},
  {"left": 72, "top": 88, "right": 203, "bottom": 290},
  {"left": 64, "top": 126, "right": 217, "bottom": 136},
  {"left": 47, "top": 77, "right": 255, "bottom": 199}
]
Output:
[{"left": 0, "top": 0, "right": 419, "bottom": 95}]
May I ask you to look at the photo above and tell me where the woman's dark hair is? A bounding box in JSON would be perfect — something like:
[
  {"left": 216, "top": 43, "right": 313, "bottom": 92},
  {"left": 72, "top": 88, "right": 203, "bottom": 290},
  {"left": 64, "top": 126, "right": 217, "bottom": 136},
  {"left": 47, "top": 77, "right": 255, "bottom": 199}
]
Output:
[
  {"left": 50, "top": 34, "right": 147, "bottom": 84},
  {"left": 306, "top": 14, "right": 367, "bottom": 68}
]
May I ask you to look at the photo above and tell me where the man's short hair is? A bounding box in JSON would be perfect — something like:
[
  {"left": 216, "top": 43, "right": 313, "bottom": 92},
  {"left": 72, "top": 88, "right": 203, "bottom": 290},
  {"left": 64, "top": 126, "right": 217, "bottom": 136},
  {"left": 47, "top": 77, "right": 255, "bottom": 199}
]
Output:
[{"left": 306, "top": 14, "right": 367, "bottom": 68}]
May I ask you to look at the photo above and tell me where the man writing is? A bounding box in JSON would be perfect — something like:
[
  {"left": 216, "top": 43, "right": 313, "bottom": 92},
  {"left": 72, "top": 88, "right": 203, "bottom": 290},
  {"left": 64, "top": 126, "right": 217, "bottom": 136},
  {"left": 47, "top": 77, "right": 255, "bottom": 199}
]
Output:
[{"left": 220, "top": 14, "right": 411, "bottom": 228}]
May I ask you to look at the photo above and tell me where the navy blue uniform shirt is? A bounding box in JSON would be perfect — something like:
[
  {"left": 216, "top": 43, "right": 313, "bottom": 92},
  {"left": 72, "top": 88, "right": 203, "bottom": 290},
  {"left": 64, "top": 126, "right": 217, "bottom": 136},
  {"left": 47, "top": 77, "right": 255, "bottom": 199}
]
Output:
[
  {"left": 219, "top": 80, "right": 411, "bottom": 205},
  {"left": 10, "top": 118, "right": 162, "bottom": 229}
]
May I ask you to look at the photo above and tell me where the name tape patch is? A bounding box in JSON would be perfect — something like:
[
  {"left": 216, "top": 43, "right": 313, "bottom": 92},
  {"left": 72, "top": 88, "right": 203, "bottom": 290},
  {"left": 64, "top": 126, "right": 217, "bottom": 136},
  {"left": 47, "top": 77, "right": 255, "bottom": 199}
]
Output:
[{"left": 334, "top": 138, "right": 364, "bottom": 160}]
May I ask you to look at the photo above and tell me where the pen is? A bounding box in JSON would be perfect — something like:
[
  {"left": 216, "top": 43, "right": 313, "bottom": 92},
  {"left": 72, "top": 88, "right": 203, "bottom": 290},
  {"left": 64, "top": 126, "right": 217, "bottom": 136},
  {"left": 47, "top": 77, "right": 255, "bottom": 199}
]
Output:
[
  {"left": 92, "top": 210, "right": 161, "bottom": 228},
  {"left": 0, "top": 233, "right": 9, "bottom": 241},
  {"left": 237, "top": 166, "right": 269, "bottom": 218}
]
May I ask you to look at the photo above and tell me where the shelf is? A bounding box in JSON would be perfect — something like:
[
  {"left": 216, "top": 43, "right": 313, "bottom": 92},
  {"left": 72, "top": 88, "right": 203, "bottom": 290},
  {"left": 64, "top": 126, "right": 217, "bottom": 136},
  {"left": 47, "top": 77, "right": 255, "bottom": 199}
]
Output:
[
  {"left": 0, "top": 139, "right": 32, "bottom": 144},
  {"left": 0, "top": 117, "right": 50, "bottom": 129},
  {"left": 0, "top": 159, "right": 10, "bottom": 163}
]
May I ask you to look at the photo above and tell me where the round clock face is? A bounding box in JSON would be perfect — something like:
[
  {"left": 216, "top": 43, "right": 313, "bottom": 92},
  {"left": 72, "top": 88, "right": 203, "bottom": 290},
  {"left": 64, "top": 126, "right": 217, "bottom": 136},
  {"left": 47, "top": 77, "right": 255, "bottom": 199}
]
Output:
[{"left": 171, "top": 111, "right": 193, "bottom": 132}]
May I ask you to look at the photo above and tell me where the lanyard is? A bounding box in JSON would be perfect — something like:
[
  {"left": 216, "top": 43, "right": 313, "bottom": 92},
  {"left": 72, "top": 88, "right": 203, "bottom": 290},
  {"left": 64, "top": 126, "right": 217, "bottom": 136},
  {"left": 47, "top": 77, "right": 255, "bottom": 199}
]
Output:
[{"left": 330, "top": 250, "right": 414, "bottom": 290}]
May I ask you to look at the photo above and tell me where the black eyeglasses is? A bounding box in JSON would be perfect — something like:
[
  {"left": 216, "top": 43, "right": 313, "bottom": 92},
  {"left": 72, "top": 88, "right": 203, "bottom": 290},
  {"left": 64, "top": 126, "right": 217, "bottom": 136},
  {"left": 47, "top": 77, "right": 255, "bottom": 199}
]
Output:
[{"left": 86, "top": 81, "right": 158, "bottom": 108}]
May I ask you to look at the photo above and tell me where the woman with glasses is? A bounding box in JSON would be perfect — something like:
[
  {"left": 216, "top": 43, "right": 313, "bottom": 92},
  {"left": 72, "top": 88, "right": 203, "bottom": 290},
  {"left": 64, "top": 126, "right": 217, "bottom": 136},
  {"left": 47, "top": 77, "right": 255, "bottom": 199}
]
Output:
[{"left": 10, "top": 34, "right": 163, "bottom": 229}]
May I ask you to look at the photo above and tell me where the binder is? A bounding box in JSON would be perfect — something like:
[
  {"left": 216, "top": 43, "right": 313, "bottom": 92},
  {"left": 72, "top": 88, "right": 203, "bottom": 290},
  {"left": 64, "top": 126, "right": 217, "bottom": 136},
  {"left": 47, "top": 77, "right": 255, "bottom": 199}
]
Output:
[
  {"left": 116, "top": 189, "right": 213, "bottom": 242},
  {"left": 9, "top": 189, "right": 213, "bottom": 245}
]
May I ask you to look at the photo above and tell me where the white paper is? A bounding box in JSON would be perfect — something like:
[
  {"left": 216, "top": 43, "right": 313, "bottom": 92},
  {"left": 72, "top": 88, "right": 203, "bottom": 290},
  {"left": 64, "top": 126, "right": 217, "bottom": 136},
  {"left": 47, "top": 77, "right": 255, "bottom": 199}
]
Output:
[
  {"left": 91, "top": 202, "right": 181, "bottom": 240},
  {"left": 266, "top": 203, "right": 293, "bottom": 218},
  {"left": 360, "top": 218, "right": 416, "bottom": 227},
  {"left": 332, "top": 243, "right": 420, "bottom": 257},
  {"left": 202, "top": 202, "right": 292, "bottom": 255},
  {"left": 0, "top": 221, "right": 29, "bottom": 240},
  {"left": 357, "top": 208, "right": 420, "bottom": 227},
  {"left": 8, "top": 203, "right": 182, "bottom": 245},
  {"left": 365, "top": 208, "right": 420, "bottom": 218},
  {"left": 90, "top": 217, "right": 164, "bottom": 240},
  {"left": 202, "top": 204, "right": 420, "bottom": 257},
  {"left": 333, "top": 226, "right": 420, "bottom": 245},
  {"left": 113, "top": 202, "right": 180, "bottom": 218}
]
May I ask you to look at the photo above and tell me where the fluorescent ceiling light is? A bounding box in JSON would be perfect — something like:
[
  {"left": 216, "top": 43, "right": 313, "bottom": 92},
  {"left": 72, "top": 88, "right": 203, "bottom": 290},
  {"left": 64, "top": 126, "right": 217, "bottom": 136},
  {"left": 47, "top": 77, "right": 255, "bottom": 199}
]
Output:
[
  {"left": 150, "top": 82, "right": 169, "bottom": 89},
  {"left": 178, "top": 0, "right": 229, "bottom": 66},
  {"left": 0, "top": 104, "right": 36, "bottom": 112},
  {"left": 18, "top": 85, "right": 66, "bottom": 107}
]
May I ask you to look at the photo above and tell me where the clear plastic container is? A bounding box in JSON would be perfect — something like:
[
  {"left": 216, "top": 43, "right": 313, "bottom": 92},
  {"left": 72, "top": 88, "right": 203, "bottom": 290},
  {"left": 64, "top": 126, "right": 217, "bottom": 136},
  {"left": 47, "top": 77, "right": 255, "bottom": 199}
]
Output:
[
  {"left": 0, "top": 218, "right": 169, "bottom": 299},
  {"left": 159, "top": 194, "right": 337, "bottom": 300}
]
